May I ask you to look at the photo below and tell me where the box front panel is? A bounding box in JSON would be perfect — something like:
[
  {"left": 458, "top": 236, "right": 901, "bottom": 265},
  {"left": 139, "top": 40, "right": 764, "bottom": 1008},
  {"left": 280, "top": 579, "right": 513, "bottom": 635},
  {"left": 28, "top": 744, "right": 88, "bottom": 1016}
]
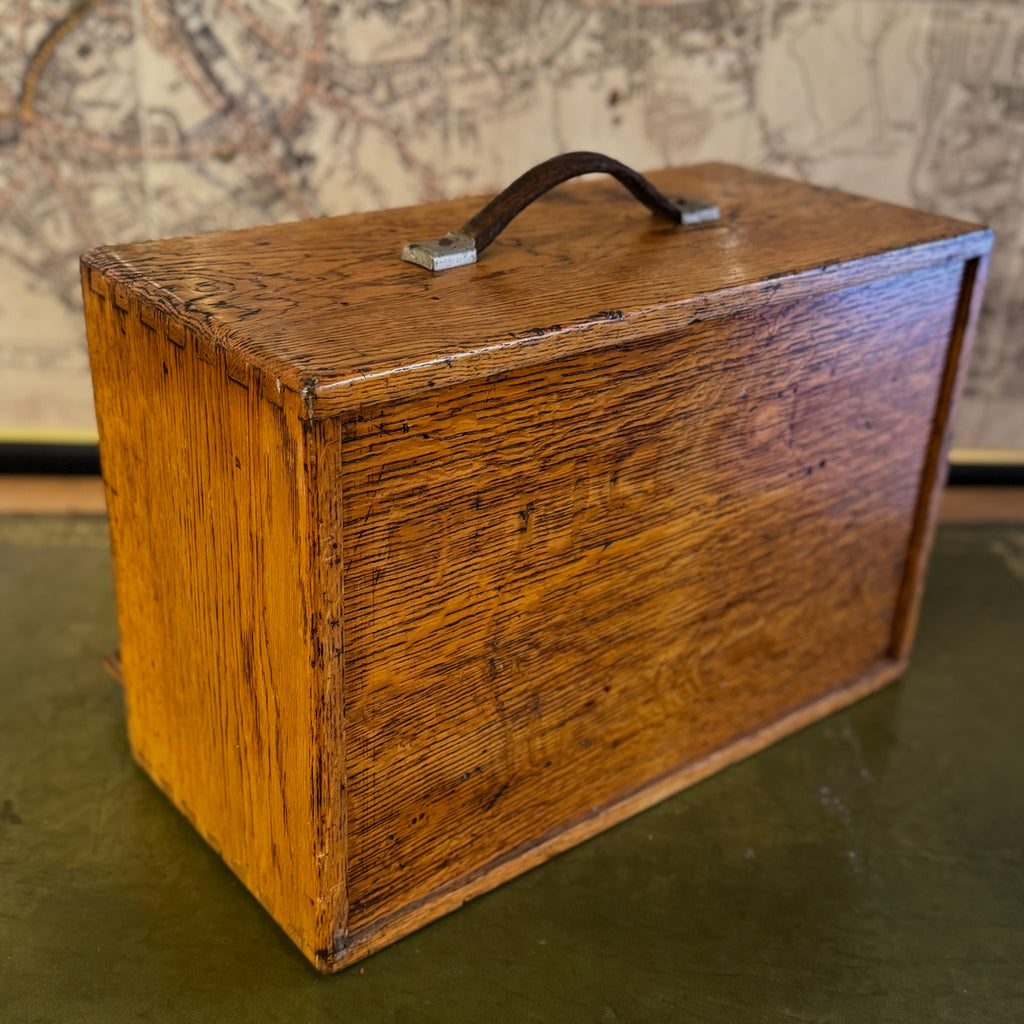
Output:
[{"left": 339, "top": 261, "right": 963, "bottom": 934}]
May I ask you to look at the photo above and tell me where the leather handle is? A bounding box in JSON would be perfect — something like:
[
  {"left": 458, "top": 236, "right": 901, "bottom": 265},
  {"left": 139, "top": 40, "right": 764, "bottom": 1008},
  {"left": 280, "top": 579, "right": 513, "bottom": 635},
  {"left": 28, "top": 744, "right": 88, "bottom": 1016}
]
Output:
[{"left": 401, "top": 151, "right": 719, "bottom": 271}]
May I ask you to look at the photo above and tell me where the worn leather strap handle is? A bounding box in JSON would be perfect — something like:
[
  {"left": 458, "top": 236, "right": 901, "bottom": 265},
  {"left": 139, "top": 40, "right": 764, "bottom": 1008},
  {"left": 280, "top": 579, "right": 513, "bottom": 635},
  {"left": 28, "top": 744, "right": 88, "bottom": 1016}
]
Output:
[{"left": 401, "top": 151, "right": 719, "bottom": 271}]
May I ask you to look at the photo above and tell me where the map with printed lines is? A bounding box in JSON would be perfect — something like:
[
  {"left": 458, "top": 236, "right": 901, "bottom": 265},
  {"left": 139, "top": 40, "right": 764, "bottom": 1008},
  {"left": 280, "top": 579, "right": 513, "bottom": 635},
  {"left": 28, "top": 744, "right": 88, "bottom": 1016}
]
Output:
[{"left": 2, "top": 0, "right": 1022, "bottom": 448}]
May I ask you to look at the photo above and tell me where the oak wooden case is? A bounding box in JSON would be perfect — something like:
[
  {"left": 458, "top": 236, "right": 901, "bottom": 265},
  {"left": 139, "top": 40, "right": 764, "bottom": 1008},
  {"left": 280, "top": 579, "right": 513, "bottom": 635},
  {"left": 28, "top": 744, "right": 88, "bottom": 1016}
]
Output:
[{"left": 83, "top": 163, "right": 991, "bottom": 972}]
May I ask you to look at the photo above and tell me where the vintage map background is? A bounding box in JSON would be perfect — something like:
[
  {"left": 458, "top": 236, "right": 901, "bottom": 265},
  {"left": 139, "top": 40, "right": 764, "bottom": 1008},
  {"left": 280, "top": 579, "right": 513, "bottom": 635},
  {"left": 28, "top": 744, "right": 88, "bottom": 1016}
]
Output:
[{"left": 1, "top": 0, "right": 1022, "bottom": 449}]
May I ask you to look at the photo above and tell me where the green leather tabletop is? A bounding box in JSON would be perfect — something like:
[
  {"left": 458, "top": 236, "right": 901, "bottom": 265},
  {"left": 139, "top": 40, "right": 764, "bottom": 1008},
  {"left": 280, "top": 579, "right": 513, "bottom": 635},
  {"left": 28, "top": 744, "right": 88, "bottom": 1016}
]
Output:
[{"left": 1, "top": 515, "right": 1021, "bottom": 1022}]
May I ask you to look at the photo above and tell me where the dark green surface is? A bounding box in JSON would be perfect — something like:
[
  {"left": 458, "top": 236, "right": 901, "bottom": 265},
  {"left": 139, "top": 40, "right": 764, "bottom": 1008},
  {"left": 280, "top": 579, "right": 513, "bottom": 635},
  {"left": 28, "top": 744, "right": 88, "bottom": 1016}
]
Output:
[{"left": 1, "top": 516, "right": 1022, "bottom": 1022}]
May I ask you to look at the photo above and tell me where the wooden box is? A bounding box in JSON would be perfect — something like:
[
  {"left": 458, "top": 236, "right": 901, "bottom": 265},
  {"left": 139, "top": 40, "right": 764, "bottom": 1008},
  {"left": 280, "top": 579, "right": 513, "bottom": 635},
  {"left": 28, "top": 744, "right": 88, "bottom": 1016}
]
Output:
[{"left": 82, "top": 158, "right": 991, "bottom": 972}]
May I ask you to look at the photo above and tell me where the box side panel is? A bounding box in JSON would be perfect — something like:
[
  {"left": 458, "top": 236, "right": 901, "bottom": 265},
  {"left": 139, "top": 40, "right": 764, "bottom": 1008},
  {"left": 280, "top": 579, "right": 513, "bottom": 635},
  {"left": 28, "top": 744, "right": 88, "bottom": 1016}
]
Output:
[
  {"left": 338, "top": 259, "right": 964, "bottom": 942},
  {"left": 890, "top": 254, "right": 991, "bottom": 659},
  {"left": 82, "top": 266, "right": 346, "bottom": 966}
]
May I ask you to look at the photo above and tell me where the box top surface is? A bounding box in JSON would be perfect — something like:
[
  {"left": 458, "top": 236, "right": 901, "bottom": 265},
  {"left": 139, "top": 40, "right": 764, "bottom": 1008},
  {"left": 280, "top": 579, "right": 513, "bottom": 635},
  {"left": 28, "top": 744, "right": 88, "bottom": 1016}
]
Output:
[{"left": 84, "top": 162, "right": 992, "bottom": 416}]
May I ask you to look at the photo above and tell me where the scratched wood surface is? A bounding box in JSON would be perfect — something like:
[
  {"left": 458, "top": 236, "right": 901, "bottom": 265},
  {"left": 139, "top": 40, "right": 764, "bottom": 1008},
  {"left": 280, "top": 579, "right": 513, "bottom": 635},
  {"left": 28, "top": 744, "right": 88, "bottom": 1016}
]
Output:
[
  {"left": 84, "top": 163, "right": 991, "bottom": 415},
  {"left": 338, "top": 261, "right": 959, "bottom": 932},
  {"left": 83, "top": 277, "right": 347, "bottom": 965},
  {"left": 82, "top": 162, "right": 992, "bottom": 972}
]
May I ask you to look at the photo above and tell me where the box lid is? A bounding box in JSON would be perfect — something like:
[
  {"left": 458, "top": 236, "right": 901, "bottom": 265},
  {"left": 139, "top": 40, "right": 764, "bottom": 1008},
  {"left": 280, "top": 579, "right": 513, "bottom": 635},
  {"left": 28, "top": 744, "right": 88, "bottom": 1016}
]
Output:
[{"left": 82, "top": 162, "right": 991, "bottom": 417}]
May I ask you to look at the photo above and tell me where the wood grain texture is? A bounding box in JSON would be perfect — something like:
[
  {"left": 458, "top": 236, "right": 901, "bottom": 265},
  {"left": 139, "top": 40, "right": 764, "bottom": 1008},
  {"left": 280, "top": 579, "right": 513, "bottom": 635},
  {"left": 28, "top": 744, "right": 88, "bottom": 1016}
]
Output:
[
  {"left": 83, "top": 163, "right": 991, "bottom": 415},
  {"left": 337, "top": 262, "right": 960, "bottom": 936},
  {"left": 83, "top": 274, "right": 346, "bottom": 964},
  {"left": 82, "top": 162, "right": 992, "bottom": 972},
  {"left": 890, "top": 255, "right": 989, "bottom": 661}
]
